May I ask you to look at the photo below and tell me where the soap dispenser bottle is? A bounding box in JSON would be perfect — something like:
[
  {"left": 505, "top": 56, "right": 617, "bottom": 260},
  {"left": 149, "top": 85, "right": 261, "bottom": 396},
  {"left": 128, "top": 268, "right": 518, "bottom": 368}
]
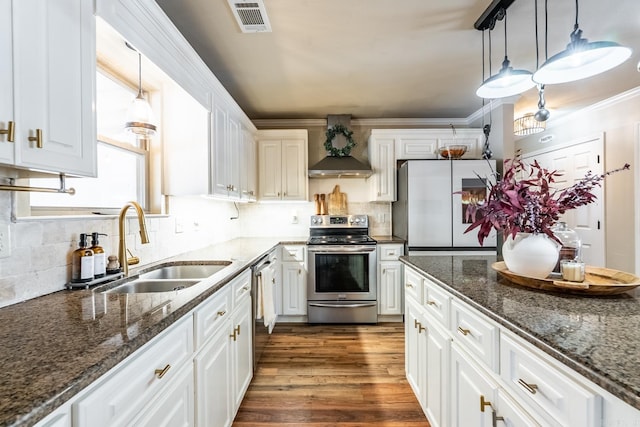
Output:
[
  {"left": 71, "top": 233, "right": 94, "bottom": 283},
  {"left": 90, "top": 232, "right": 107, "bottom": 278}
]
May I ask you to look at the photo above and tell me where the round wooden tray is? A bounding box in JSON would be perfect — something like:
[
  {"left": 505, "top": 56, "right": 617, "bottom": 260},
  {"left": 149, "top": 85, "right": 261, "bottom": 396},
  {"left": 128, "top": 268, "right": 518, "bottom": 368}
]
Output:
[{"left": 491, "top": 261, "right": 640, "bottom": 296}]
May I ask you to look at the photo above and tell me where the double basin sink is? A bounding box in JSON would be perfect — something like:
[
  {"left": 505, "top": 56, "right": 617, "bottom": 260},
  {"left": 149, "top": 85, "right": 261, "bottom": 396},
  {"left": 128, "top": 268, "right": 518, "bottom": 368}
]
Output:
[{"left": 103, "top": 261, "right": 233, "bottom": 294}]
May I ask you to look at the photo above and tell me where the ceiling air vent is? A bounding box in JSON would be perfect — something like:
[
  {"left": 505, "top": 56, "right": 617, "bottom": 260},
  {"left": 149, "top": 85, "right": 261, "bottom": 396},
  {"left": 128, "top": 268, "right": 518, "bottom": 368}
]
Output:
[{"left": 227, "top": 0, "right": 272, "bottom": 33}]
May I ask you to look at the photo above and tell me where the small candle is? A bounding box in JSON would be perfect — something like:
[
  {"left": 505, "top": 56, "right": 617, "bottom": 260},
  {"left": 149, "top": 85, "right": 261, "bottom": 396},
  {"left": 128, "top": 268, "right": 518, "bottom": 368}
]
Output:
[{"left": 561, "top": 260, "right": 585, "bottom": 282}]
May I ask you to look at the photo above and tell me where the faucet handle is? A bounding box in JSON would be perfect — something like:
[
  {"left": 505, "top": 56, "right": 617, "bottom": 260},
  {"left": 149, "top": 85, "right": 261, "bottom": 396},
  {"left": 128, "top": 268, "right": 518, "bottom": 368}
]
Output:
[{"left": 126, "top": 248, "right": 140, "bottom": 266}]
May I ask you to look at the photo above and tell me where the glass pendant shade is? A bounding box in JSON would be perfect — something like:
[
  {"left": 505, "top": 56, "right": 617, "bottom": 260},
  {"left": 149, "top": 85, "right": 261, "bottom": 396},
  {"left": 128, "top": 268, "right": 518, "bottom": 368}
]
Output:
[
  {"left": 125, "top": 91, "right": 157, "bottom": 136},
  {"left": 533, "top": 30, "right": 632, "bottom": 84},
  {"left": 476, "top": 57, "right": 536, "bottom": 99},
  {"left": 125, "top": 50, "right": 157, "bottom": 136},
  {"left": 514, "top": 113, "right": 546, "bottom": 136}
]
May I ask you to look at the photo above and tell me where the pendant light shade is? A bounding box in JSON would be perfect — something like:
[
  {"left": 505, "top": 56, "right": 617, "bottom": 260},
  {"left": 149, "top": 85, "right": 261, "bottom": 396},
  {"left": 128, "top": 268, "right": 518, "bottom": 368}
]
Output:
[
  {"left": 532, "top": 0, "right": 631, "bottom": 84},
  {"left": 125, "top": 49, "right": 156, "bottom": 136},
  {"left": 533, "top": 34, "right": 631, "bottom": 84},
  {"left": 476, "top": 57, "right": 536, "bottom": 98}
]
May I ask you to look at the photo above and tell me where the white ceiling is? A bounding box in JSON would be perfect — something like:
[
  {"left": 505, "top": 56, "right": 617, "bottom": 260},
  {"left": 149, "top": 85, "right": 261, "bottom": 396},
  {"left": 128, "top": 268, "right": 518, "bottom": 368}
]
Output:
[{"left": 150, "top": 0, "right": 640, "bottom": 121}]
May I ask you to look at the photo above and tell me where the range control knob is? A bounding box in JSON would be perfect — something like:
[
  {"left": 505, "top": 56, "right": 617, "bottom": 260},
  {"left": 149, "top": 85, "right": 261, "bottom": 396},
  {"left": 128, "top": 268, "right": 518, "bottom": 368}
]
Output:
[{"left": 354, "top": 217, "right": 361, "bottom": 224}]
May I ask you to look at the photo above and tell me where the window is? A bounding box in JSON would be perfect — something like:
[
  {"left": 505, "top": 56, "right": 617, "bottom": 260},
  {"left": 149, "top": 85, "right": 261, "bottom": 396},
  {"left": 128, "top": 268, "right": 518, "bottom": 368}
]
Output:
[{"left": 28, "top": 70, "right": 150, "bottom": 215}]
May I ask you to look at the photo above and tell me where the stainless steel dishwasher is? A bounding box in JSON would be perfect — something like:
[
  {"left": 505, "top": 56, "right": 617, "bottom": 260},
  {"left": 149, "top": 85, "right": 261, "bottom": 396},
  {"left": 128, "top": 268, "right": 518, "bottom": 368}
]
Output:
[{"left": 251, "top": 250, "right": 277, "bottom": 371}]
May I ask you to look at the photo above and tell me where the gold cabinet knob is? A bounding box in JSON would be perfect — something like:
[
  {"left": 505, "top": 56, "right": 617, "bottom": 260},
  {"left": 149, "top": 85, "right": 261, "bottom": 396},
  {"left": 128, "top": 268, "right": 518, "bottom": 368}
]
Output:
[
  {"left": 28, "top": 128, "right": 43, "bottom": 148},
  {"left": 0, "top": 121, "right": 14, "bottom": 142}
]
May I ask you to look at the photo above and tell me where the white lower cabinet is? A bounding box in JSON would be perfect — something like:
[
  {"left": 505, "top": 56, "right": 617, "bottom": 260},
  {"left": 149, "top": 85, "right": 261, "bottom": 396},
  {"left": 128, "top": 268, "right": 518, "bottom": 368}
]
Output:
[
  {"left": 195, "top": 270, "right": 253, "bottom": 427},
  {"left": 280, "top": 245, "right": 306, "bottom": 316},
  {"left": 194, "top": 324, "right": 233, "bottom": 427},
  {"left": 378, "top": 243, "right": 404, "bottom": 316},
  {"left": 132, "top": 363, "right": 195, "bottom": 427},
  {"left": 403, "top": 264, "right": 626, "bottom": 427},
  {"left": 65, "top": 269, "right": 254, "bottom": 427},
  {"left": 73, "top": 316, "right": 194, "bottom": 427}
]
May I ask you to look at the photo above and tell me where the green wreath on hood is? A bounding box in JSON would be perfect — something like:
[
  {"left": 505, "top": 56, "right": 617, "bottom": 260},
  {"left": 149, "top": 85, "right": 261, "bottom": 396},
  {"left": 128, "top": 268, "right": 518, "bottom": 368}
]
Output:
[{"left": 324, "top": 124, "right": 356, "bottom": 157}]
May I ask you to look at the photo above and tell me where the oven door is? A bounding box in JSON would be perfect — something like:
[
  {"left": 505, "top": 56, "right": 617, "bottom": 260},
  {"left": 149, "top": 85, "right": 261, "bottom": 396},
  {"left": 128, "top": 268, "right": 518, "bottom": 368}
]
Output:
[{"left": 307, "top": 245, "right": 377, "bottom": 301}]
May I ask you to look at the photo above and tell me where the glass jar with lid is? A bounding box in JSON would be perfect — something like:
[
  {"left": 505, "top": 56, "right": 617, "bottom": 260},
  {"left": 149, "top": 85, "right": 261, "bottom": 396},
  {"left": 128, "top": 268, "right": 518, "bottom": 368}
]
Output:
[{"left": 551, "top": 222, "right": 581, "bottom": 273}]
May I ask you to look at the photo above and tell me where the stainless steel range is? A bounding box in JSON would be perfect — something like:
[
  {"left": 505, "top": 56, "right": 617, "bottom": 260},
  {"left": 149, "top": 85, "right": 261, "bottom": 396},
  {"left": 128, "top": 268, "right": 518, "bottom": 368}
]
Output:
[{"left": 307, "top": 215, "right": 377, "bottom": 324}]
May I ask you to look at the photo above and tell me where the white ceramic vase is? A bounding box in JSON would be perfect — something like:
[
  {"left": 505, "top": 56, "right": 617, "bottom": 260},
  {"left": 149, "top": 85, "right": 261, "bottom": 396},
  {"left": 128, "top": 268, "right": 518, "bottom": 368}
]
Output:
[{"left": 502, "top": 233, "right": 561, "bottom": 279}]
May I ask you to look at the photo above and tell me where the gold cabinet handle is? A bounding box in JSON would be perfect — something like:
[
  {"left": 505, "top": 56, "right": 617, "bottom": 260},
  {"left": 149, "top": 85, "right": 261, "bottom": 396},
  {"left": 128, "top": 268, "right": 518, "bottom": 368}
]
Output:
[
  {"left": 418, "top": 323, "right": 426, "bottom": 333},
  {"left": 0, "top": 121, "right": 14, "bottom": 142},
  {"left": 154, "top": 364, "right": 171, "bottom": 379},
  {"left": 298, "top": 269, "right": 301, "bottom": 275},
  {"left": 28, "top": 128, "right": 43, "bottom": 148},
  {"left": 235, "top": 324, "right": 241, "bottom": 335},
  {"left": 242, "top": 285, "right": 250, "bottom": 291},
  {"left": 272, "top": 277, "right": 275, "bottom": 284},
  {"left": 480, "top": 395, "right": 493, "bottom": 413},
  {"left": 230, "top": 331, "right": 237, "bottom": 341},
  {"left": 457, "top": 326, "right": 471, "bottom": 336},
  {"left": 405, "top": 282, "right": 414, "bottom": 288},
  {"left": 382, "top": 268, "right": 386, "bottom": 274},
  {"left": 518, "top": 378, "right": 539, "bottom": 394},
  {"left": 414, "top": 319, "right": 420, "bottom": 329},
  {"left": 216, "top": 310, "right": 226, "bottom": 318},
  {"left": 427, "top": 300, "right": 438, "bottom": 307}
]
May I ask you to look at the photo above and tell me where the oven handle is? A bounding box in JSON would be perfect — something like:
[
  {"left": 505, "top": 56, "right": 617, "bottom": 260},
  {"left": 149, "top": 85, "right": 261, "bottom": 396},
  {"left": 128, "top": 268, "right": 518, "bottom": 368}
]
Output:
[
  {"left": 308, "top": 302, "right": 378, "bottom": 309},
  {"left": 307, "top": 245, "right": 376, "bottom": 253}
]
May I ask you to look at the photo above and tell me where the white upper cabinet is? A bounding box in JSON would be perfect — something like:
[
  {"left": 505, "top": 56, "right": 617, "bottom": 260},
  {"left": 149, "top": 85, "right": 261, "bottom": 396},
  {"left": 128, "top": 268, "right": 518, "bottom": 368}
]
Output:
[
  {"left": 162, "top": 81, "right": 209, "bottom": 196},
  {"left": 257, "top": 129, "right": 308, "bottom": 201},
  {"left": 240, "top": 126, "right": 257, "bottom": 202},
  {"left": 0, "top": 0, "right": 13, "bottom": 165},
  {"left": 368, "top": 135, "right": 395, "bottom": 202},
  {"left": 3, "top": 0, "right": 96, "bottom": 176}
]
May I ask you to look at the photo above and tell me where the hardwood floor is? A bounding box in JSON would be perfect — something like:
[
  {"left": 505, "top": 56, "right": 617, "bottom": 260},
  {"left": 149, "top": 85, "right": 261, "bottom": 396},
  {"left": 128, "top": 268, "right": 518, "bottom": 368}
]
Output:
[{"left": 233, "top": 323, "right": 429, "bottom": 427}]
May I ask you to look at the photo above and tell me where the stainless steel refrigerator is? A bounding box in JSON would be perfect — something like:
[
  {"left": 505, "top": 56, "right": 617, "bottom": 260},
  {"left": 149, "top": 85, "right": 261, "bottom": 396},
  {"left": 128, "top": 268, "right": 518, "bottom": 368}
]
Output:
[{"left": 392, "top": 160, "right": 497, "bottom": 251}]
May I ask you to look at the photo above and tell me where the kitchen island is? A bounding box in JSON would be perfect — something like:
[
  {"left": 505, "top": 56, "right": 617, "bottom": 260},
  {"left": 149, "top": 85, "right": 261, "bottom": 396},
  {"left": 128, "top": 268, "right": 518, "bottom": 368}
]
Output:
[
  {"left": 0, "top": 237, "right": 305, "bottom": 427},
  {"left": 401, "top": 255, "right": 640, "bottom": 420}
]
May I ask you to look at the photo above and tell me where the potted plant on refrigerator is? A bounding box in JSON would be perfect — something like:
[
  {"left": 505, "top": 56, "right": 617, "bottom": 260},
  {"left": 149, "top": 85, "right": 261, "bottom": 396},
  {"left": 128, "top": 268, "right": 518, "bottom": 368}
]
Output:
[{"left": 463, "top": 154, "right": 629, "bottom": 278}]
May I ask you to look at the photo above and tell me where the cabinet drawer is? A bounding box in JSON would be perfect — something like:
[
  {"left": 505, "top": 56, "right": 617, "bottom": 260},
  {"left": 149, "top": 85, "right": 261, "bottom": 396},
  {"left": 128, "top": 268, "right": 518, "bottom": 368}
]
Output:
[
  {"left": 281, "top": 245, "right": 305, "bottom": 262},
  {"left": 451, "top": 300, "right": 499, "bottom": 371},
  {"left": 194, "top": 285, "right": 231, "bottom": 349},
  {"left": 378, "top": 244, "right": 404, "bottom": 261},
  {"left": 404, "top": 267, "right": 424, "bottom": 303},
  {"left": 73, "top": 317, "right": 193, "bottom": 427},
  {"left": 500, "top": 332, "right": 601, "bottom": 427},
  {"left": 232, "top": 270, "right": 252, "bottom": 307},
  {"left": 423, "top": 278, "right": 450, "bottom": 328}
]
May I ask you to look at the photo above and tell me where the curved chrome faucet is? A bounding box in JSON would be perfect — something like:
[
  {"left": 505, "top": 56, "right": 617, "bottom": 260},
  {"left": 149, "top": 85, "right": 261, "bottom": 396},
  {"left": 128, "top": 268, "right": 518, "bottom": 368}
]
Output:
[{"left": 118, "top": 201, "right": 150, "bottom": 276}]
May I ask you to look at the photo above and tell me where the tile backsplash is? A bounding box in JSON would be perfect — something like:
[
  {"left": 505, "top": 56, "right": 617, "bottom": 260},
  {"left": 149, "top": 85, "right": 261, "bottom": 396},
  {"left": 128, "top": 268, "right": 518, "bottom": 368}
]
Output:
[{"left": 0, "top": 192, "right": 392, "bottom": 308}]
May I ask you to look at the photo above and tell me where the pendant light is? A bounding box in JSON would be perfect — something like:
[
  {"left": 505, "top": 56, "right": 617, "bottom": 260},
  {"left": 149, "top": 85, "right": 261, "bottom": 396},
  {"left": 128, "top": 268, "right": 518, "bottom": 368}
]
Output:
[
  {"left": 476, "top": 9, "right": 536, "bottom": 99},
  {"left": 125, "top": 43, "right": 157, "bottom": 136},
  {"left": 533, "top": 0, "right": 631, "bottom": 84}
]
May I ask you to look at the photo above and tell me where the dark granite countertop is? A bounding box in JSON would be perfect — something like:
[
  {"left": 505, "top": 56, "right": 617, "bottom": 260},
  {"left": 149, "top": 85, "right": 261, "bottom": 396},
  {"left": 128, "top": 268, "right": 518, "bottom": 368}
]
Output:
[
  {"left": 400, "top": 255, "right": 640, "bottom": 412},
  {"left": 0, "top": 237, "right": 306, "bottom": 427},
  {"left": 372, "top": 235, "right": 405, "bottom": 244}
]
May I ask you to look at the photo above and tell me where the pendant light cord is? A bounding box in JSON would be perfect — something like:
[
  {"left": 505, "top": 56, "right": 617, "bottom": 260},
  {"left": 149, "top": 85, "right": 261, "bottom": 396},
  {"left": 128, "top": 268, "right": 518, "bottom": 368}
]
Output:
[
  {"left": 544, "top": 0, "right": 548, "bottom": 60},
  {"left": 137, "top": 52, "right": 143, "bottom": 97},
  {"left": 503, "top": 11, "right": 508, "bottom": 60}
]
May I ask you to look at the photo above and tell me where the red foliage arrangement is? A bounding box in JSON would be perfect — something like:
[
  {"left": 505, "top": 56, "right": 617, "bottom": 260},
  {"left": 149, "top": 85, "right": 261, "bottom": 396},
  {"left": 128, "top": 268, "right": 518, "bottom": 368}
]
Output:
[{"left": 464, "top": 156, "right": 630, "bottom": 246}]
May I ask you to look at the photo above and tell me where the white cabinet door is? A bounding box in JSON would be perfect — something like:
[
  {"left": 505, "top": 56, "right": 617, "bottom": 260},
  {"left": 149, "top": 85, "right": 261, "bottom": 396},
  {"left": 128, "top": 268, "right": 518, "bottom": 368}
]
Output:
[
  {"left": 230, "top": 296, "right": 253, "bottom": 413},
  {"left": 162, "top": 82, "right": 209, "bottom": 196},
  {"left": 0, "top": 0, "right": 13, "bottom": 164},
  {"left": 257, "top": 130, "right": 308, "bottom": 201},
  {"left": 405, "top": 298, "right": 427, "bottom": 407},
  {"left": 227, "top": 115, "right": 241, "bottom": 199},
  {"left": 378, "top": 261, "right": 402, "bottom": 315},
  {"left": 281, "top": 261, "right": 306, "bottom": 315},
  {"left": 450, "top": 344, "right": 495, "bottom": 427},
  {"left": 281, "top": 139, "right": 306, "bottom": 200},
  {"left": 369, "top": 137, "right": 395, "bottom": 201},
  {"left": 11, "top": 0, "right": 96, "bottom": 176},
  {"left": 195, "top": 324, "right": 233, "bottom": 427},
  {"left": 133, "top": 364, "right": 195, "bottom": 427},
  {"left": 211, "top": 102, "right": 230, "bottom": 198},
  {"left": 240, "top": 127, "right": 257, "bottom": 201},
  {"left": 424, "top": 316, "right": 450, "bottom": 427},
  {"left": 34, "top": 405, "right": 71, "bottom": 427},
  {"left": 257, "top": 139, "right": 282, "bottom": 199}
]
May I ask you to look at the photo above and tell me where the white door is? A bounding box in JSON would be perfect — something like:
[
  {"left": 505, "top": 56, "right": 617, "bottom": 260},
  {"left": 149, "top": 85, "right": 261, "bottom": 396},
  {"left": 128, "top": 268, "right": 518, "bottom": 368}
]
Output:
[
  {"left": 524, "top": 135, "right": 604, "bottom": 266},
  {"left": 0, "top": 0, "right": 14, "bottom": 164}
]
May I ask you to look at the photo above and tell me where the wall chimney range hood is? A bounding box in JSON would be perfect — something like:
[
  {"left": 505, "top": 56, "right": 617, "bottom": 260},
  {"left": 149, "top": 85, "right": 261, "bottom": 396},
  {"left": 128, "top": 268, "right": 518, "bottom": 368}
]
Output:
[{"left": 308, "top": 115, "right": 373, "bottom": 179}]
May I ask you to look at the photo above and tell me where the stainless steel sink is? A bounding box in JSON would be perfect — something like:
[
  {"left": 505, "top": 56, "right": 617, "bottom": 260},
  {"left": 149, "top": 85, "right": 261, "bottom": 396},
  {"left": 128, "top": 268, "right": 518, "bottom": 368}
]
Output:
[
  {"left": 105, "top": 279, "right": 200, "bottom": 294},
  {"left": 139, "top": 261, "right": 232, "bottom": 280},
  {"left": 102, "top": 261, "right": 234, "bottom": 294}
]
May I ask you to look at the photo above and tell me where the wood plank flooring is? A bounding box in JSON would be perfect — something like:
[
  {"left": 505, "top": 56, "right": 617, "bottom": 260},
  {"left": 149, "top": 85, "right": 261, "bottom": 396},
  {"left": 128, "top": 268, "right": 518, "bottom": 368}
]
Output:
[{"left": 233, "top": 323, "right": 430, "bottom": 427}]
